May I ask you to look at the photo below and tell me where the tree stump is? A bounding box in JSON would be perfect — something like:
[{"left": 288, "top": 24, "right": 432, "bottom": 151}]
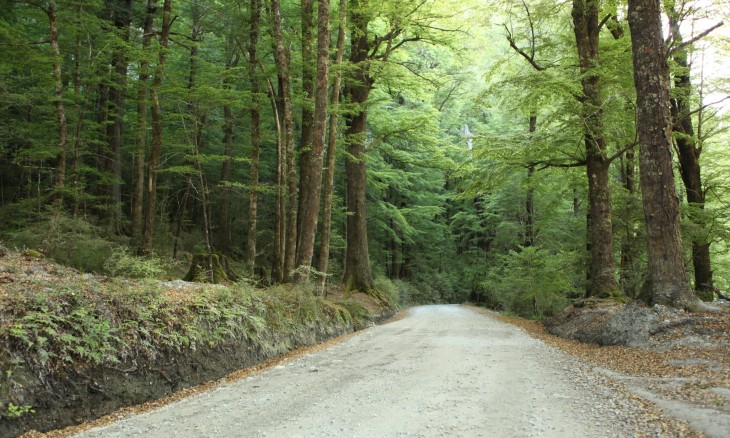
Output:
[{"left": 184, "top": 253, "right": 239, "bottom": 284}]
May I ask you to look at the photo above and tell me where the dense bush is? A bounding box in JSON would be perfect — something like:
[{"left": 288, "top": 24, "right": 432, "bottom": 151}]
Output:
[{"left": 482, "top": 246, "right": 577, "bottom": 317}]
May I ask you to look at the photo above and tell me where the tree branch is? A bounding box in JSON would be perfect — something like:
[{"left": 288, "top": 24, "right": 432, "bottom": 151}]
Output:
[
  {"left": 504, "top": 24, "right": 546, "bottom": 71},
  {"left": 607, "top": 141, "right": 638, "bottom": 163},
  {"left": 668, "top": 22, "right": 723, "bottom": 55}
]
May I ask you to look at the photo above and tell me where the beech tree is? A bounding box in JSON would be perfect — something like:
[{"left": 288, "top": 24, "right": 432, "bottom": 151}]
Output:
[{"left": 627, "top": 0, "right": 698, "bottom": 309}]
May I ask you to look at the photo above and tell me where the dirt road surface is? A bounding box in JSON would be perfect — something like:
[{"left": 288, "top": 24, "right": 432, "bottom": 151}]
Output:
[{"left": 78, "top": 305, "right": 667, "bottom": 437}]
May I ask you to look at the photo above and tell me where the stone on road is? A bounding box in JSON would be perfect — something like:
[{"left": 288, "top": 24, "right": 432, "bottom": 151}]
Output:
[{"left": 79, "top": 305, "right": 640, "bottom": 437}]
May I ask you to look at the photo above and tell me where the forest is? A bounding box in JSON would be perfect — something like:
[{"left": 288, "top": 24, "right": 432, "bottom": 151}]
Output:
[{"left": 1, "top": 0, "right": 729, "bottom": 316}]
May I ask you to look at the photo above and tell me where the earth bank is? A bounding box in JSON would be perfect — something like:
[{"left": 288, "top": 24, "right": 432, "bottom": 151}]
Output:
[{"left": 0, "top": 251, "right": 394, "bottom": 437}]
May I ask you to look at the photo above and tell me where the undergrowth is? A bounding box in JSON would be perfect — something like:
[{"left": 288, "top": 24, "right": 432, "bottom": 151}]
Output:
[{"left": 0, "top": 269, "right": 376, "bottom": 422}]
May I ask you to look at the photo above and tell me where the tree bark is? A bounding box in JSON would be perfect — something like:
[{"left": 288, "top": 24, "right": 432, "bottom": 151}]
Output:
[
  {"left": 524, "top": 116, "right": 536, "bottom": 247},
  {"left": 271, "top": 0, "right": 297, "bottom": 281},
  {"left": 218, "top": 30, "right": 237, "bottom": 254},
  {"left": 48, "top": 1, "right": 68, "bottom": 208},
  {"left": 628, "top": 0, "right": 697, "bottom": 309},
  {"left": 132, "top": 0, "right": 157, "bottom": 249},
  {"left": 297, "top": 0, "right": 315, "bottom": 245},
  {"left": 572, "top": 0, "right": 619, "bottom": 298},
  {"left": 317, "top": 0, "right": 348, "bottom": 281},
  {"left": 620, "top": 145, "right": 639, "bottom": 297},
  {"left": 246, "top": 0, "right": 262, "bottom": 277},
  {"left": 668, "top": 8, "right": 713, "bottom": 300},
  {"left": 141, "top": 0, "right": 172, "bottom": 255},
  {"left": 343, "top": 1, "right": 374, "bottom": 292},
  {"left": 295, "top": 0, "right": 331, "bottom": 282},
  {"left": 105, "top": 0, "right": 132, "bottom": 231}
]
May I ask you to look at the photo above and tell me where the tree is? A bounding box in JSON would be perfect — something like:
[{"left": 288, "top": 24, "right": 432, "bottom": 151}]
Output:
[
  {"left": 571, "top": 0, "right": 619, "bottom": 298},
  {"left": 246, "top": 0, "right": 263, "bottom": 277},
  {"left": 270, "top": 0, "right": 297, "bottom": 281},
  {"left": 295, "top": 0, "right": 331, "bottom": 281},
  {"left": 317, "top": 0, "right": 348, "bottom": 282},
  {"left": 627, "top": 0, "right": 698, "bottom": 309},
  {"left": 667, "top": 2, "right": 718, "bottom": 300},
  {"left": 343, "top": 0, "right": 375, "bottom": 292},
  {"left": 141, "top": 0, "right": 173, "bottom": 255}
]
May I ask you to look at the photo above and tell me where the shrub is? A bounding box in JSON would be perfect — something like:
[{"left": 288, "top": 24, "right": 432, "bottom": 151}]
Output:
[
  {"left": 104, "top": 247, "right": 166, "bottom": 279},
  {"left": 372, "top": 276, "right": 400, "bottom": 308},
  {"left": 7, "top": 213, "right": 113, "bottom": 273},
  {"left": 482, "top": 246, "right": 576, "bottom": 318}
]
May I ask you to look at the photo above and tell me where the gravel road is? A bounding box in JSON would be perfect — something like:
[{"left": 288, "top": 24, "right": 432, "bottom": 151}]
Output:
[{"left": 78, "top": 305, "right": 659, "bottom": 437}]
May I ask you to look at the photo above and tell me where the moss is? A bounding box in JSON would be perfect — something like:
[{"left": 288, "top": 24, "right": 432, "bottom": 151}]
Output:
[
  {"left": 334, "top": 300, "right": 372, "bottom": 328},
  {"left": 21, "top": 249, "right": 44, "bottom": 259}
]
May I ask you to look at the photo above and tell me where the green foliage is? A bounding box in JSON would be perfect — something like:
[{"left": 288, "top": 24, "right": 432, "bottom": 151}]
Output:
[
  {"left": 0, "top": 276, "right": 356, "bottom": 395},
  {"left": 333, "top": 300, "right": 371, "bottom": 327},
  {"left": 6, "top": 213, "right": 114, "bottom": 273},
  {"left": 372, "top": 276, "right": 400, "bottom": 308},
  {"left": 3, "top": 403, "right": 34, "bottom": 419},
  {"left": 104, "top": 248, "right": 167, "bottom": 279},
  {"left": 482, "top": 246, "right": 576, "bottom": 318}
]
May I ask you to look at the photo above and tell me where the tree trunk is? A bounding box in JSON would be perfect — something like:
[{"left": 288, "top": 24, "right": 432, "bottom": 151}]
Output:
[
  {"left": 297, "top": 0, "right": 315, "bottom": 247},
  {"left": 343, "top": 1, "right": 374, "bottom": 292},
  {"left": 132, "top": 0, "right": 157, "bottom": 249},
  {"left": 217, "top": 31, "right": 238, "bottom": 254},
  {"left": 572, "top": 0, "right": 619, "bottom": 298},
  {"left": 620, "top": 145, "right": 639, "bottom": 297},
  {"left": 105, "top": 0, "right": 132, "bottom": 232},
  {"left": 271, "top": 0, "right": 297, "bottom": 281},
  {"left": 317, "top": 0, "right": 348, "bottom": 282},
  {"left": 246, "top": 0, "right": 262, "bottom": 277},
  {"left": 48, "top": 1, "right": 68, "bottom": 208},
  {"left": 668, "top": 8, "right": 713, "bottom": 301},
  {"left": 628, "top": 0, "right": 698, "bottom": 309},
  {"left": 295, "top": 0, "right": 331, "bottom": 282},
  {"left": 218, "top": 101, "right": 234, "bottom": 253},
  {"left": 141, "top": 0, "right": 172, "bottom": 255},
  {"left": 524, "top": 116, "right": 536, "bottom": 247}
]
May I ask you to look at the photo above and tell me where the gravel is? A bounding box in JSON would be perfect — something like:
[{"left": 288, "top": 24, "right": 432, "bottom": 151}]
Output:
[{"left": 72, "top": 305, "right": 699, "bottom": 437}]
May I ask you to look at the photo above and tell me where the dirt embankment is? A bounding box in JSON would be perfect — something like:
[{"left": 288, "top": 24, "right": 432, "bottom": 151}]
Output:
[{"left": 0, "top": 251, "right": 394, "bottom": 437}]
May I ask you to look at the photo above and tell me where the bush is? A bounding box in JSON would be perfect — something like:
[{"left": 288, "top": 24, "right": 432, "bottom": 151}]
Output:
[
  {"left": 372, "top": 276, "right": 400, "bottom": 308},
  {"left": 482, "top": 246, "right": 576, "bottom": 318},
  {"left": 103, "top": 247, "right": 167, "bottom": 279},
  {"left": 6, "top": 213, "right": 114, "bottom": 273}
]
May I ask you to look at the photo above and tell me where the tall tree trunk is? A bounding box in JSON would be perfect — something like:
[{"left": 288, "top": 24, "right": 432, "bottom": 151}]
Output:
[
  {"left": 271, "top": 0, "right": 297, "bottom": 280},
  {"left": 212, "top": 35, "right": 237, "bottom": 254},
  {"left": 132, "top": 0, "right": 157, "bottom": 248},
  {"left": 295, "top": 0, "right": 331, "bottom": 282},
  {"left": 572, "top": 0, "right": 619, "bottom": 298},
  {"left": 297, "top": 0, "right": 315, "bottom": 246},
  {"left": 186, "top": 4, "right": 214, "bottom": 275},
  {"left": 105, "top": 0, "right": 132, "bottom": 232},
  {"left": 141, "top": 0, "right": 172, "bottom": 255},
  {"left": 317, "top": 0, "right": 348, "bottom": 280},
  {"left": 668, "top": 8, "right": 713, "bottom": 300},
  {"left": 343, "top": 1, "right": 374, "bottom": 292},
  {"left": 48, "top": 1, "right": 68, "bottom": 208},
  {"left": 218, "top": 101, "right": 234, "bottom": 253},
  {"left": 628, "top": 0, "right": 698, "bottom": 309},
  {"left": 524, "top": 115, "right": 536, "bottom": 247},
  {"left": 246, "top": 0, "right": 262, "bottom": 277},
  {"left": 620, "top": 145, "right": 639, "bottom": 297}
]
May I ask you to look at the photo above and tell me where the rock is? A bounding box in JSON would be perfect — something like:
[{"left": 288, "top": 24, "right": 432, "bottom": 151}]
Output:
[
  {"left": 545, "top": 300, "right": 723, "bottom": 347},
  {"left": 0, "top": 244, "right": 7, "bottom": 258}
]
